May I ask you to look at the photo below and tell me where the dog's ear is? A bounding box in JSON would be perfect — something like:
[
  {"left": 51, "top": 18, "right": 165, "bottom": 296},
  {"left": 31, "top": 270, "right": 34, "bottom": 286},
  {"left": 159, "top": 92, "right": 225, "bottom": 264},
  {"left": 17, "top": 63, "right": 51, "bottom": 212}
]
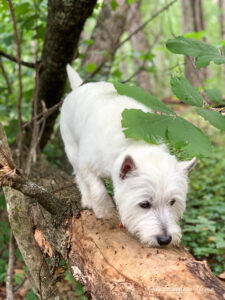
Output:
[
  {"left": 120, "top": 156, "right": 136, "bottom": 179},
  {"left": 179, "top": 157, "right": 197, "bottom": 174}
]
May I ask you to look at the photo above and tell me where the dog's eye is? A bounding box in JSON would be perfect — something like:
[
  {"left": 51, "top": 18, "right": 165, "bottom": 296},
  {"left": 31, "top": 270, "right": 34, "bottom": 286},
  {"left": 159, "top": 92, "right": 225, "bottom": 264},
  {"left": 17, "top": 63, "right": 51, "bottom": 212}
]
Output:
[
  {"left": 170, "top": 199, "right": 176, "bottom": 206},
  {"left": 139, "top": 201, "right": 152, "bottom": 209}
]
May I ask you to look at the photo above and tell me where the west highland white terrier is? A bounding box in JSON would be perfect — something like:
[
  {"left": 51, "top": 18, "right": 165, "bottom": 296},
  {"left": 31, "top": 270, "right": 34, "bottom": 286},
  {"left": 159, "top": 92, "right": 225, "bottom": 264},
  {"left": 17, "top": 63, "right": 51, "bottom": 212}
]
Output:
[{"left": 60, "top": 65, "right": 197, "bottom": 247}]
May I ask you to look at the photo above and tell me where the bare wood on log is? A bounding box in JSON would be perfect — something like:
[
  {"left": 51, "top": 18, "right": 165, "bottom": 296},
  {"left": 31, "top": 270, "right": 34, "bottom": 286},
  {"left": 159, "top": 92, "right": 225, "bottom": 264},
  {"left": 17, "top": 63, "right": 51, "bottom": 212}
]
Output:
[{"left": 67, "top": 210, "right": 225, "bottom": 300}]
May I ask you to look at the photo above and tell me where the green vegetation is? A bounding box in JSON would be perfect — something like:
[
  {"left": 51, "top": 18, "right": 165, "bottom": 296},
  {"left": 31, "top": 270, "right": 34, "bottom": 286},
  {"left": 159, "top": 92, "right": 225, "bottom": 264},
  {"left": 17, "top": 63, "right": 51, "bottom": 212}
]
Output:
[{"left": 182, "top": 146, "right": 225, "bottom": 275}]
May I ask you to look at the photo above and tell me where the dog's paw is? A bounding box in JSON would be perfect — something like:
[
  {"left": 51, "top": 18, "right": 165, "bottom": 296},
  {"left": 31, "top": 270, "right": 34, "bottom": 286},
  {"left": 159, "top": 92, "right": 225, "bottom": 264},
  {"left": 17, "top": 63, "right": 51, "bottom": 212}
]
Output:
[{"left": 81, "top": 196, "right": 92, "bottom": 209}]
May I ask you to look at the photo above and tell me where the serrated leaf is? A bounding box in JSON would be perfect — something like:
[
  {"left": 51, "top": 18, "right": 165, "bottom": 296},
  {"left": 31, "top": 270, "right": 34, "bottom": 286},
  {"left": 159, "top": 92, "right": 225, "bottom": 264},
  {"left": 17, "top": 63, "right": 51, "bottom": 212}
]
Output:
[
  {"left": 166, "top": 36, "right": 225, "bottom": 69},
  {"left": 206, "top": 89, "right": 224, "bottom": 104},
  {"left": 170, "top": 77, "right": 203, "bottom": 107},
  {"left": 114, "top": 83, "right": 175, "bottom": 115},
  {"left": 122, "top": 109, "right": 173, "bottom": 144},
  {"left": 197, "top": 109, "right": 225, "bottom": 131},
  {"left": 168, "top": 117, "right": 211, "bottom": 157}
]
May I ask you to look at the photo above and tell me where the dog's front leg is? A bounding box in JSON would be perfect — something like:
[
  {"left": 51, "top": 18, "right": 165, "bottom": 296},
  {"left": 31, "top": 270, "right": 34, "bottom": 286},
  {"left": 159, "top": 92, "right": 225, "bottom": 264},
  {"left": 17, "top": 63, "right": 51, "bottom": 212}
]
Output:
[{"left": 77, "top": 169, "right": 114, "bottom": 219}]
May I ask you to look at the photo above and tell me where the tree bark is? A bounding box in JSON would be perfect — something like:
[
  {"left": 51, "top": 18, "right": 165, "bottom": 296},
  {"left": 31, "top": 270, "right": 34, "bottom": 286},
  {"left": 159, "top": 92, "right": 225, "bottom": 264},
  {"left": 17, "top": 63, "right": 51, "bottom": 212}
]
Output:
[
  {"left": 0, "top": 123, "right": 58, "bottom": 299},
  {"left": 127, "top": 0, "right": 152, "bottom": 92},
  {"left": 81, "top": 0, "right": 129, "bottom": 80},
  {"left": 37, "top": 0, "right": 97, "bottom": 149},
  {"left": 181, "top": 0, "right": 207, "bottom": 86}
]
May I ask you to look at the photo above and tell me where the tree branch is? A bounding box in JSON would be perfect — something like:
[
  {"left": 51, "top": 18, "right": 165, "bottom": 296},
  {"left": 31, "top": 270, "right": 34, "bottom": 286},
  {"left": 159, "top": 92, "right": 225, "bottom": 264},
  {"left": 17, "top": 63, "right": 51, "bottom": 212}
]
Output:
[
  {"left": 0, "top": 57, "right": 13, "bottom": 93},
  {"left": 6, "top": 231, "right": 16, "bottom": 300},
  {"left": 7, "top": 0, "right": 23, "bottom": 167},
  {"left": 0, "top": 50, "right": 36, "bottom": 68},
  {"left": 0, "top": 145, "right": 70, "bottom": 220},
  {"left": 83, "top": 0, "right": 177, "bottom": 82}
]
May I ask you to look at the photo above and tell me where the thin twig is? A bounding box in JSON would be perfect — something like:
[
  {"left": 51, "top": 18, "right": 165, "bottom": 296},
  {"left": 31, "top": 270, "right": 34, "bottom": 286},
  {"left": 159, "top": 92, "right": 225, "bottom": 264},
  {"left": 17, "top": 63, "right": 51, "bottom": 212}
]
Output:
[
  {"left": 7, "top": 0, "right": 23, "bottom": 168},
  {"left": 23, "top": 100, "right": 63, "bottom": 129},
  {"left": 0, "top": 57, "right": 13, "bottom": 93},
  {"left": 0, "top": 50, "right": 36, "bottom": 68},
  {"left": 24, "top": 62, "right": 40, "bottom": 176},
  {"left": 117, "top": 0, "right": 177, "bottom": 51},
  {"left": 6, "top": 231, "right": 16, "bottom": 300},
  {"left": 52, "top": 182, "right": 76, "bottom": 194},
  {"left": 38, "top": 257, "right": 45, "bottom": 300},
  {"left": 83, "top": 0, "right": 177, "bottom": 83}
]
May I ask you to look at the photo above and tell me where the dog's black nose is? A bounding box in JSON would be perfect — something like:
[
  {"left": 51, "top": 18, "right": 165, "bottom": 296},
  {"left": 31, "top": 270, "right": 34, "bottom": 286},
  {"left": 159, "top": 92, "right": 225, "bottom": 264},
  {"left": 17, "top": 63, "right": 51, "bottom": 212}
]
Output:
[{"left": 157, "top": 235, "right": 172, "bottom": 246}]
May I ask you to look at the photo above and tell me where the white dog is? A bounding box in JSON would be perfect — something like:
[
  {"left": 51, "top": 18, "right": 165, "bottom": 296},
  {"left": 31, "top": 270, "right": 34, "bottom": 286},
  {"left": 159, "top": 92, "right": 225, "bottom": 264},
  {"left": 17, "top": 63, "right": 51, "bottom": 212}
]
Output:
[{"left": 60, "top": 65, "right": 196, "bottom": 247}]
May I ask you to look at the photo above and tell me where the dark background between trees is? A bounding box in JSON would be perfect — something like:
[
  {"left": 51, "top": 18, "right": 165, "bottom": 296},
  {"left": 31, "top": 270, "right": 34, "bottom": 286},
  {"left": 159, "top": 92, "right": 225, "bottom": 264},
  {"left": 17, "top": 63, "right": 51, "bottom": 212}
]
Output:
[{"left": 0, "top": 0, "right": 225, "bottom": 299}]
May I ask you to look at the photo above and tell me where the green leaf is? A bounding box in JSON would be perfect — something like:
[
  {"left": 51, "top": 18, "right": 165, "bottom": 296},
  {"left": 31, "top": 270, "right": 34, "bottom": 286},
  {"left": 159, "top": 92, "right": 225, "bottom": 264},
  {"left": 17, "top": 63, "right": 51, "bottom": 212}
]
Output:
[
  {"left": 85, "top": 62, "right": 97, "bottom": 73},
  {"left": 25, "top": 290, "right": 36, "bottom": 300},
  {"left": 197, "top": 109, "right": 225, "bottom": 131},
  {"left": 114, "top": 83, "right": 175, "bottom": 115},
  {"left": 168, "top": 117, "right": 211, "bottom": 157},
  {"left": 206, "top": 89, "right": 224, "bottom": 104},
  {"left": 166, "top": 36, "right": 225, "bottom": 69},
  {"left": 121, "top": 109, "right": 173, "bottom": 144},
  {"left": 170, "top": 77, "right": 203, "bottom": 107},
  {"left": 110, "top": 0, "right": 118, "bottom": 10}
]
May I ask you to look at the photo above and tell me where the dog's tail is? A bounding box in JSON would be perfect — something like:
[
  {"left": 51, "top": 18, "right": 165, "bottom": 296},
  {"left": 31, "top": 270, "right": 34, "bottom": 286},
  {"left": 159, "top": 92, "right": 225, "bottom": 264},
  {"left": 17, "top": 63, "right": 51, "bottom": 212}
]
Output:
[{"left": 66, "top": 64, "right": 83, "bottom": 90}]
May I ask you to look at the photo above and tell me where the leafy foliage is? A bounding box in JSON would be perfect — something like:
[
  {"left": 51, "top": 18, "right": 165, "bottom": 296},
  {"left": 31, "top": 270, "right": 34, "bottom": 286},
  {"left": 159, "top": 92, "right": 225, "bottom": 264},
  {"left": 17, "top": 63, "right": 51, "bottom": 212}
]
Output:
[
  {"left": 182, "top": 146, "right": 225, "bottom": 275},
  {"left": 122, "top": 109, "right": 172, "bottom": 144},
  {"left": 114, "top": 82, "right": 175, "bottom": 115},
  {"left": 170, "top": 76, "right": 203, "bottom": 107},
  {"left": 197, "top": 109, "right": 225, "bottom": 131},
  {"left": 167, "top": 117, "right": 211, "bottom": 157},
  {"left": 166, "top": 36, "right": 225, "bottom": 68},
  {"left": 122, "top": 108, "right": 211, "bottom": 157},
  {"left": 205, "top": 89, "right": 224, "bottom": 104}
]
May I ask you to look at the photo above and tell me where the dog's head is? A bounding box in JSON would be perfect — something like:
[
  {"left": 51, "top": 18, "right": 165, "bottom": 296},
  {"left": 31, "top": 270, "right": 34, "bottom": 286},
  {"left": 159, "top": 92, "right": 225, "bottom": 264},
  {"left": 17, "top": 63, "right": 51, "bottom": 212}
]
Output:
[{"left": 112, "top": 146, "right": 196, "bottom": 247}]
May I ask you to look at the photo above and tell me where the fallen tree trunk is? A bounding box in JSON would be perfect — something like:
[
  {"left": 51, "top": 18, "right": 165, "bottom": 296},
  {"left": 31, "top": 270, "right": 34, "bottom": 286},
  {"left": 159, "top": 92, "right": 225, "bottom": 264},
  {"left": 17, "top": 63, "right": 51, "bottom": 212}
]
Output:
[
  {"left": 67, "top": 211, "right": 225, "bottom": 300},
  {"left": 1, "top": 125, "right": 225, "bottom": 300}
]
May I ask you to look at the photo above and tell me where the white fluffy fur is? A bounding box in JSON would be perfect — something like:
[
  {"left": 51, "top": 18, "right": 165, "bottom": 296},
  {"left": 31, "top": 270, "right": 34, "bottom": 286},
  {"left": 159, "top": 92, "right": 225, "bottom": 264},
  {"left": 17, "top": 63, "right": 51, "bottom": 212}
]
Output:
[{"left": 60, "top": 65, "right": 196, "bottom": 247}]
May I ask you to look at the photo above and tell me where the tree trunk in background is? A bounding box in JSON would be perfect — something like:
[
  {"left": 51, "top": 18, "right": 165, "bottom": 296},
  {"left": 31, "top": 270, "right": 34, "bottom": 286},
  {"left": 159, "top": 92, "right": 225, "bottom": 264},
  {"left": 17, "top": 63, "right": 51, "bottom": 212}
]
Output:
[
  {"left": 127, "top": 0, "right": 151, "bottom": 92},
  {"left": 81, "top": 0, "right": 129, "bottom": 80},
  {"left": 219, "top": 0, "right": 225, "bottom": 73},
  {"left": 37, "top": 0, "right": 97, "bottom": 149},
  {"left": 181, "top": 0, "right": 207, "bottom": 86},
  {"left": 219, "top": 0, "right": 225, "bottom": 39}
]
